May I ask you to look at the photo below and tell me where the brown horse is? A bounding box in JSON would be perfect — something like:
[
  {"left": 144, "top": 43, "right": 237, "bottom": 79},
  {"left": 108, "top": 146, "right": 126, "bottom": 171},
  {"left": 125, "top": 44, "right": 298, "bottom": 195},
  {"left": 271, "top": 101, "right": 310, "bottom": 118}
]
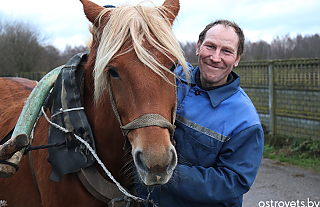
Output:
[{"left": 0, "top": 0, "right": 188, "bottom": 206}]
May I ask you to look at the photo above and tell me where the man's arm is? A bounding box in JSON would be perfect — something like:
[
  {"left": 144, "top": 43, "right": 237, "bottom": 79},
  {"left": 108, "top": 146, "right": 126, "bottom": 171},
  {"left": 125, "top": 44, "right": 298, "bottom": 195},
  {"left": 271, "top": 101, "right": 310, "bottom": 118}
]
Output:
[{"left": 163, "top": 124, "right": 264, "bottom": 203}]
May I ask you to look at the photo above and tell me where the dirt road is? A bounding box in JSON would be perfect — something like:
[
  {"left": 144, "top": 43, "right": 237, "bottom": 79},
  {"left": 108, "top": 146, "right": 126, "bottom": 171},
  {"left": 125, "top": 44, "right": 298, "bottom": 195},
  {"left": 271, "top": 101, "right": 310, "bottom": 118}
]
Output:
[{"left": 243, "top": 158, "right": 320, "bottom": 206}]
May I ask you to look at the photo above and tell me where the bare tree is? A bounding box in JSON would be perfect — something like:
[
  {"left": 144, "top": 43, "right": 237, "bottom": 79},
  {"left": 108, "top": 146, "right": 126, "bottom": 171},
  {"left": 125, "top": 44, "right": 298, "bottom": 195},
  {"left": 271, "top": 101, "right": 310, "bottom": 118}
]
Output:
[
  {"left": 59, "top": 44, "right": 89, "bottom": 65},
  {"left": 0, "top": 19, "right": 89, "bottom": 75},
  {"left": 243, "top": 40, "right": 271, "bottom": 61},
  {"left": 0, "top": 20, "right": 48, "bottom": 74},
  {"left": 180, "top": 41, "right": 198, "bottom": 64},
  {"left": 242, "top": 34, "right": 320, "bottom": 61},
  {"left": 44, "top": 45, "right": 64, "bottom": 71}
]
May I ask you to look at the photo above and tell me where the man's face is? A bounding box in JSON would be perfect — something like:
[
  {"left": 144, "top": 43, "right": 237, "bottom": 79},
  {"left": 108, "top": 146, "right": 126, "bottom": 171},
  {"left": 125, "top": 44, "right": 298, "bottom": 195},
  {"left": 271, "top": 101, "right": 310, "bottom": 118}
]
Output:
[{"left": 196, "top": 24, "right": 241, "bottom": 87}]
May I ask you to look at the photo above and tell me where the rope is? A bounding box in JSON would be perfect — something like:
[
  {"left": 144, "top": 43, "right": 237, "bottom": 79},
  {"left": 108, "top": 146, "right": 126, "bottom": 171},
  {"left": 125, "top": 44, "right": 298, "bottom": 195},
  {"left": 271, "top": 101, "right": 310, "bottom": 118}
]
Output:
[
  {"left": 51, "top": 107, "right": 84, "bottom": 118},
  {"left": 40, "top": 106, "right": 154, "bottom": 206},
  {"left": 23, "top": 141, "right": 66, "bottom": 155},
  {"left": 108, "top": 194, "right": 158, "bottom": 207},
  {"left": 23, "top": 108, "right": 67, "bottom": 155},
  {"left": 108, "top": 195, "right": 133, "bottom": 207}
]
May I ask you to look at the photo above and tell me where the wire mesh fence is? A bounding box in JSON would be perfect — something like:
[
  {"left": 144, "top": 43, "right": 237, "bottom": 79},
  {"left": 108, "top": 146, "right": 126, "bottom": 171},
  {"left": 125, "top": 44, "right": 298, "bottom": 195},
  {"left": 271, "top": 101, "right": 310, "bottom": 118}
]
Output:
[{"left": 234, "top": 58, "right": 320, "bottom": 140}]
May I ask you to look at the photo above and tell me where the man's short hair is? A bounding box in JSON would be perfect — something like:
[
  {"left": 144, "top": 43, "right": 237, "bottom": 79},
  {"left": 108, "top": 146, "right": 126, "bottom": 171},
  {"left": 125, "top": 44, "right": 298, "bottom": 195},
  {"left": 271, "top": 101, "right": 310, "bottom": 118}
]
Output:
[{"left": 198, "top": 20, "right": 245, "bottom": 57}]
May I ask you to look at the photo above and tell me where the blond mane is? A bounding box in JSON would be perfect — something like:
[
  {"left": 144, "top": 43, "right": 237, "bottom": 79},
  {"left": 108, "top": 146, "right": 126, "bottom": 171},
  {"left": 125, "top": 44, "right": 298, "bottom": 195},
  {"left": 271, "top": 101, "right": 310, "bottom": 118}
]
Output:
[{"left": 92, "top": 2, "right": 189, "bottom": 103}]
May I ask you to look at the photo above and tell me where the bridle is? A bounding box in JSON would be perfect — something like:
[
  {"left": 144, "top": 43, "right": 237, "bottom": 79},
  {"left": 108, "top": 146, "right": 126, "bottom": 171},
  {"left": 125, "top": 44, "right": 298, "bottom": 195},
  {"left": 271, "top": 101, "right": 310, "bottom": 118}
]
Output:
[{"left": 106, "top": 72, "right": 177, "bottom": 149}]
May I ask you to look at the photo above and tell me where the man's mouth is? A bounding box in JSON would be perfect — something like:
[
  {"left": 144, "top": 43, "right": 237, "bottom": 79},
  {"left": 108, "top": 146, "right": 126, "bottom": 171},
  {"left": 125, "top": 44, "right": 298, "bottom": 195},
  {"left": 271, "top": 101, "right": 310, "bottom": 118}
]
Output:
[{"left": 204, "top": 62, "right": 224, "bottom": 70}]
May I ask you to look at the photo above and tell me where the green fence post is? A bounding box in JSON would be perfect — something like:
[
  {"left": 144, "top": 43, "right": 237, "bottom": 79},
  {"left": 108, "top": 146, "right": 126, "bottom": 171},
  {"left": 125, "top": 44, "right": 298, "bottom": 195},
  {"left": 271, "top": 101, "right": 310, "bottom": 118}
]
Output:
[{"left": 268, "top": 61, "right": 276, "bottom": 135}]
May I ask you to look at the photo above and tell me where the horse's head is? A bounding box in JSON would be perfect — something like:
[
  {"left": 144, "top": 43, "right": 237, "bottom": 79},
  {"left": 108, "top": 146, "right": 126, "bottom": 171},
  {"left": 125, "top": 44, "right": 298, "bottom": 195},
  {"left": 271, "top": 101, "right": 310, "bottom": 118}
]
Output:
[{"left": 81, "top": 0, "right": 188, "bottom": 186}]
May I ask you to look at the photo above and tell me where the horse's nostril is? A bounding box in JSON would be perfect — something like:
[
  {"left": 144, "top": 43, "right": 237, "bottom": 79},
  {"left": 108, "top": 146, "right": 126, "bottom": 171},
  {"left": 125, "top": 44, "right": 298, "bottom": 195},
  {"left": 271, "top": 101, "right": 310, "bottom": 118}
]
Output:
[
  {"left": 135, "top": 151, "right": 149, "bottom": 174},
  {"left": 167, "top": 149, "right": 177, "bottom": 174}
]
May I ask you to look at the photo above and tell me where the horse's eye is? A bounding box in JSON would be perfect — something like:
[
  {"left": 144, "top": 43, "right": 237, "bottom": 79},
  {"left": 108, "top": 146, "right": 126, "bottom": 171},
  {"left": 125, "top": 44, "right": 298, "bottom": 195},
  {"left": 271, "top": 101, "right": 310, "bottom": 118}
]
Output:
[
  {"left": 170, "top": 63, "right": 177, "bottom": 72},
  {"left": 107, "top": 66, "right": 120, "bottom": 79}
]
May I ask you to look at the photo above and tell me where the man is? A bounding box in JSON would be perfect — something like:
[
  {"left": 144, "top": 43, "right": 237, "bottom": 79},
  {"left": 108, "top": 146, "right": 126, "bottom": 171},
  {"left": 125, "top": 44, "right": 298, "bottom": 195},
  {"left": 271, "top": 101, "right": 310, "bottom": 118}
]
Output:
[{"left": 136, "top": 19, "right": 264, "bottom": 207}]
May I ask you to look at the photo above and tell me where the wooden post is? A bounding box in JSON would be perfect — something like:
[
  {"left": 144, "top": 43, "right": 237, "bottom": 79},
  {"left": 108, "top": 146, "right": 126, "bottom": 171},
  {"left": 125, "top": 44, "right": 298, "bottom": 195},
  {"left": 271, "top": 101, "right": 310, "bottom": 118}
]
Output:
[{"left": 268, "top": 61, "right": 276, "bottom": 135}]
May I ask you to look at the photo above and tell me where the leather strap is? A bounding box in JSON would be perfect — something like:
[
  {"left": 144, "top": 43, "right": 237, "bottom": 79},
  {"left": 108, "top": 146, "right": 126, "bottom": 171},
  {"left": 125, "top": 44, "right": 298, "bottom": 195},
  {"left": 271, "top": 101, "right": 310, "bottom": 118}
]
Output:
[
  {"left": 77, "top": 164, "right": 141, "bottom": 206},
  {"left": 121, "top": 113, "right": 175, "bottom": 137},
  {"left": 29, "top": 151, "right": 42, "bottom": 200}
]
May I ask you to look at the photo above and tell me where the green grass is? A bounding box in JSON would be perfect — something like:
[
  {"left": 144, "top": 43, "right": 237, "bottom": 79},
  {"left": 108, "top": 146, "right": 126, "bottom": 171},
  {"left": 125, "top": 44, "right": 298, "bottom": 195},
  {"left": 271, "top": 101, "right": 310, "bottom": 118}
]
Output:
[{"left": 263, "top": 134, "right": 320, "bottom": 172}]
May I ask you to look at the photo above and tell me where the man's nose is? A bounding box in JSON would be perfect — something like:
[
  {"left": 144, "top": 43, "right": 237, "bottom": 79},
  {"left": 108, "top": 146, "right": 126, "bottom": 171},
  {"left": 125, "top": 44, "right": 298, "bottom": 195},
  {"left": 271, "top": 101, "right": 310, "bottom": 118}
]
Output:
[{"left": 210, "top": 50, "right": 222, "bottom": 62}]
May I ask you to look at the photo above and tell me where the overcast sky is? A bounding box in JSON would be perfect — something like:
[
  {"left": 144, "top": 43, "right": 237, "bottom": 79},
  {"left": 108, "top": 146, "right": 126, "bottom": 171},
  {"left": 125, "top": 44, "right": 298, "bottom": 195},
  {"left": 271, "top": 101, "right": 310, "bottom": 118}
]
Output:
[{"left": 1, "top": 0, "right": 319, "bottom": 50}]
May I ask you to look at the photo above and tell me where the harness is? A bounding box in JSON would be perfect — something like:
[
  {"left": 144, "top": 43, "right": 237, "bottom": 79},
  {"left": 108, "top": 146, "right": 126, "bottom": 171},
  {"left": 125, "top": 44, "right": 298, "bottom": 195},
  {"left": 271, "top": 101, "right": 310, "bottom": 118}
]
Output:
[{"left": 1, "top": 52, "right": 177, "bottom": 207}]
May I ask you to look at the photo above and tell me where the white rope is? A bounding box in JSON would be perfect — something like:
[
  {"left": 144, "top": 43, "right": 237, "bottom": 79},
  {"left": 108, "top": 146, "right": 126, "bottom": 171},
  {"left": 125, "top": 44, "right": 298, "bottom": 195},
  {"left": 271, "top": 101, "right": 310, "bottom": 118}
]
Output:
[
  {"left": 51, "top": 107, "right": 85, "bottom": 118},
  {"left": 40, "top": 106, "right": 145, "bottom": 203}
]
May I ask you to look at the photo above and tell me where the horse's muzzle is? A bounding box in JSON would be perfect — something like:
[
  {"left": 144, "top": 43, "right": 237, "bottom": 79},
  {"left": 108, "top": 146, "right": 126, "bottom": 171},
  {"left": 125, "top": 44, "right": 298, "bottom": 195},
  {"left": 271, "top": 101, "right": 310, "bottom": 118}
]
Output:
[{"left": 133, "top": 146, "right": 177, "bottom": 186}]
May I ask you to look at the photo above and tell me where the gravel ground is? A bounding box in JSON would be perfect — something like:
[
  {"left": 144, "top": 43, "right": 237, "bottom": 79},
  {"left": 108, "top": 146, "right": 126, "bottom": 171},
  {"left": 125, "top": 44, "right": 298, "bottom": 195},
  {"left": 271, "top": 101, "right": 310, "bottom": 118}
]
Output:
[{"left": 243, "top": 158, "right": 320, "bottom": 207}]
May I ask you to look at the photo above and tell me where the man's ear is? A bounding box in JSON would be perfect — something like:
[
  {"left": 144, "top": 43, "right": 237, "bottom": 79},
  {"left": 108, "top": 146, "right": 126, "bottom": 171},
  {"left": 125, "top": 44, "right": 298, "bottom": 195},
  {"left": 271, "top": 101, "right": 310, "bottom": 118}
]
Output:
[
  {"left": 196, "top": 41, "right": 201, "bottom": 56},
  {"left": 234, "top": 55, "right": 241, "bottom": 67}
]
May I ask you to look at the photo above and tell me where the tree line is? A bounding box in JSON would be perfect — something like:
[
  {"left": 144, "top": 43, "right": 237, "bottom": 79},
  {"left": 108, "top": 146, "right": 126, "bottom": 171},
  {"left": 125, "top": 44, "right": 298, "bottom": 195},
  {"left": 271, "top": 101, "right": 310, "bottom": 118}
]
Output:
[
  {"left": 180, "top": 34, "right": 320, "bottom": 63},
  {"left": 0, "top": 19, "right": 319, "bottom": 75},
  {"left": 0, "top": 19, "right": 88, "bottom": 75}
]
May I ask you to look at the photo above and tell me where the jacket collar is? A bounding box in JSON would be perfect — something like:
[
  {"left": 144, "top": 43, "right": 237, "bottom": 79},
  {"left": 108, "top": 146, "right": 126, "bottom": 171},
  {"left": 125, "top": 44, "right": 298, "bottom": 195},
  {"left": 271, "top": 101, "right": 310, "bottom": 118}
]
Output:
[{"left": 178, "top": 66, "right": 240, "bottom": 108}]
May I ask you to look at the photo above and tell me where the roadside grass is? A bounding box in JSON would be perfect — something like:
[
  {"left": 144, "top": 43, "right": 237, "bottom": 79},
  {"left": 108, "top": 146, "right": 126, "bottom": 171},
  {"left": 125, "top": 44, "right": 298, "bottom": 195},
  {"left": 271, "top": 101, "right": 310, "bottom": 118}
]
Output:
[{"left": 263, "top": 134, "right": 320, "bottom": 172}]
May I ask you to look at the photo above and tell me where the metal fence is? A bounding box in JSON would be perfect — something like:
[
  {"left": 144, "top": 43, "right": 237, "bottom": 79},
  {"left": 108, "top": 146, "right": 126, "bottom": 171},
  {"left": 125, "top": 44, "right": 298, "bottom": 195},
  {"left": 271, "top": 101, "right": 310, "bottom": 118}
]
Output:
[{"left": 234, "top": 58, "right": 320, "bottom": 140}]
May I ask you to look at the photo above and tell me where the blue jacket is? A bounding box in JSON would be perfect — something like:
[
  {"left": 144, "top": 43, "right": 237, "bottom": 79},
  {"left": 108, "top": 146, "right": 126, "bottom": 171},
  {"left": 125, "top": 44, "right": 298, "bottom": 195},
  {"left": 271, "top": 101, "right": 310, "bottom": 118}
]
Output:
[{"left": 136, "top": 63, "right": 264, "bottom": 207}]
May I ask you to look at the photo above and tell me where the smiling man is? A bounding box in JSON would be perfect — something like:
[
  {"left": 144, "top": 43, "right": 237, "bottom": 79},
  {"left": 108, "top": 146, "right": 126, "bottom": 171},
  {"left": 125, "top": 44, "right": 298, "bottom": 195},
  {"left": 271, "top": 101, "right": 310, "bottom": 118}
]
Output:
[
  {"left": 136, "top": 20, "right": 264, "bottom": 207},
  {"left": 196, "top": 21, "right": 242, "bottom": 87}
]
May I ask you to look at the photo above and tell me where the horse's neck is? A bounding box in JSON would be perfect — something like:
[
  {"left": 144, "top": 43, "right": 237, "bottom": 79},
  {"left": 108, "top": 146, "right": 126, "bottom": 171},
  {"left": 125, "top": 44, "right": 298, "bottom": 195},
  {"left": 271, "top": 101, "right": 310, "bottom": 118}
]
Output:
[{"left": 83, "top": 68, "right": 132, "bottom": 188}]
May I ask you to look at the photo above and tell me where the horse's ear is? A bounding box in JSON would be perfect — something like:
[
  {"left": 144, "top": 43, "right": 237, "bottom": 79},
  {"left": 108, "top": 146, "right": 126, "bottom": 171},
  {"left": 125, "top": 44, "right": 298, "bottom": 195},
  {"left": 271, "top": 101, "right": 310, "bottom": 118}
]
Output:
[
  {"left": 162, "top": 0, "right": 180, "bottom": 25},
  {"left": 80, "top": 0, "right": 106, "bottom": 25}
]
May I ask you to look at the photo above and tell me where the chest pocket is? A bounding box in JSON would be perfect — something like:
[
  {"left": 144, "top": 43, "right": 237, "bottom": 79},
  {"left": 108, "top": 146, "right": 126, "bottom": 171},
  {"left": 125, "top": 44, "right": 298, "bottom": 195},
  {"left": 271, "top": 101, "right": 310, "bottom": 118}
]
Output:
[{"left": 174, "top": 116, "right": 227, "bottom": 167}]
